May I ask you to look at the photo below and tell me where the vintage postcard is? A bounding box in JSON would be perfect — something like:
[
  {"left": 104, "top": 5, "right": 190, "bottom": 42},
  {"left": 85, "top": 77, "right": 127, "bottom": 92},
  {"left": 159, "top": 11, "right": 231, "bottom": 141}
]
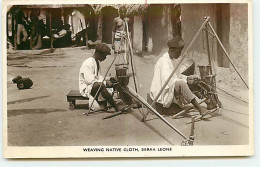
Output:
[{"left": 2, "top": 0, "right": 254, "bottom": 158}]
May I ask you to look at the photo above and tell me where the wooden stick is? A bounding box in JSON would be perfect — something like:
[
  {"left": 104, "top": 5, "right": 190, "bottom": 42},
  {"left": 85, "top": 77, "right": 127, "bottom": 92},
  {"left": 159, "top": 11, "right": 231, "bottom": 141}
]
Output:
[
  {"left": 83, "top": 105, "right": 113, "bottom": 116},
  {"left": 190, "top": 117, "right": 195, "bottom": 137},
  {"left": 205, "top": 23, "right": 213, "bottom": 75},
  {"left": 49, "top": 9, "right": 53, "bottom": 53},
  {"left": 172, "top": 98, "right": 206, "bottom": 119},
  {"left": 12, "top": 13, "right": 17, "bottom": 50},
  {"left": 124, "top": 86, "right": 188, "bottom": 140},
  {"left": 102, "top": 105, "right": 132, "bottom": 120},
  {"left": 186, "top": 108, "right": 218, "bottom": 124},
  {"left": 125, "top": 18, "right": 138, "bottom": 93},
  {"left": 6, "top": 13, "right": 9, "bottom": 39}
]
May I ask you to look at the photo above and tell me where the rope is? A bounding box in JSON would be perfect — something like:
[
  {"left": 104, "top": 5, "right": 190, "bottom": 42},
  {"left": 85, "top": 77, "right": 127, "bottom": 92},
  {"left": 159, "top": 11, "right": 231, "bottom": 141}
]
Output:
[{"left": 200, "top": 81, "right": 248, "bottom": 104}]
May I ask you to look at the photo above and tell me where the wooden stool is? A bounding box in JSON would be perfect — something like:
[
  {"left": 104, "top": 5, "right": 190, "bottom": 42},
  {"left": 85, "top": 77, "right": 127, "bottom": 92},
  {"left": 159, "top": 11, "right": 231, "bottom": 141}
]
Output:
[{"left": 66, "top": 90, "right": 89, "bottom": 110}]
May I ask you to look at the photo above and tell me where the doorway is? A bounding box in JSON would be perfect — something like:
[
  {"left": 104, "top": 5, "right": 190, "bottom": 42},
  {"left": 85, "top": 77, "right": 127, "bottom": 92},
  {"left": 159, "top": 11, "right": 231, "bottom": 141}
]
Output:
[
  {"left": 101, "top": 6, "right": 118, "bottom": 44},
  {"left": 216, "top": 4, "right": 230, "bottom": 68}
]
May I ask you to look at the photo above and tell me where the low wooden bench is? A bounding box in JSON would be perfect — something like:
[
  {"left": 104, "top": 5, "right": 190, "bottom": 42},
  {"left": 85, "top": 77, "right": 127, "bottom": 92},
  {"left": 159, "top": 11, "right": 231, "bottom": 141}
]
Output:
[{"left": 66, "top": 90, "right": 89, "bottom": 110}]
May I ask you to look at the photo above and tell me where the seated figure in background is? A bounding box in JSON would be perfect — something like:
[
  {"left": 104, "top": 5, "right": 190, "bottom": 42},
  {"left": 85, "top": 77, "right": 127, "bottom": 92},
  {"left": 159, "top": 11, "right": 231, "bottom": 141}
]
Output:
[{"left": 53, "top": 24, "right": 72, "bottom": 48}]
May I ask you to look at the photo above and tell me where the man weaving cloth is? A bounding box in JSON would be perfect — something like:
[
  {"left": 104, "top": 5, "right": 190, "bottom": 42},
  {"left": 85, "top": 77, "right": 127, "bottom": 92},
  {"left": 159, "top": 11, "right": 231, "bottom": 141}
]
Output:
[
  {"left": 150, "top": 36, "right": 208, "bottom": 116},
  {"left": 79, "top": 43, "right": 119, "bottom": 112}
]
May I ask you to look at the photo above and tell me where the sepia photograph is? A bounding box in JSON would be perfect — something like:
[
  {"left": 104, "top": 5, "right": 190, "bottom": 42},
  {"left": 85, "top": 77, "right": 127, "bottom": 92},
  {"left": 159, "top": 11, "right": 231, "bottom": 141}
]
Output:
[{"left": 2, "top": 0, "right": 253, "bottom": 158}]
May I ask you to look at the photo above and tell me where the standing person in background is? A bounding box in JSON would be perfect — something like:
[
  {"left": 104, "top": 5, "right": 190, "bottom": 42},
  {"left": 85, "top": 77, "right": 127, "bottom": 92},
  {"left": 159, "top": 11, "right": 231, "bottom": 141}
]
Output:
[
  {"left": 112, "top": 6, "right": 127, "bottom": 53},
  {"left": 14, "top": 7, "right": 29, "bottom": 50},
  {"left": 30, "top": 9, "right": 45, "bottom": 50},
  {"left": 71, "top": 9, "right": 89, "bottom": 49}
]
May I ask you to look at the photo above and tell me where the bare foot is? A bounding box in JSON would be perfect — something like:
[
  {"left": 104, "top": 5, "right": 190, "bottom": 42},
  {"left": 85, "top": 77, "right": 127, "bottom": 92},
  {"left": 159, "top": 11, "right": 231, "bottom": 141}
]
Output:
[{"left": 199, "top": 107, "right": 209, "bottom": 117}]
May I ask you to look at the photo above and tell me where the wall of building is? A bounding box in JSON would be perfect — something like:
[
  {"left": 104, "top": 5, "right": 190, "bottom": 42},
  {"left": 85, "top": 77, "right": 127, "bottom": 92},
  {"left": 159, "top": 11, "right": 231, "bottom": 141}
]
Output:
[
  {"left": 145, "top": 4, "right": 173, "bottom": 54},
  {"left": 216, "top": 4, "right": 230, "bottom": 68},
  {"left": 229, "top": 3, "right": 248, "bottom": 83},
  {"left": 181, "top": 4, "right": 218, "bottom": 67},
  {"left": 96, "top": 15, "right": 102, "bottom": 41},
  {"left": 181, "top": 3, "right": 248, "bottom": 88},
  {"left": 101, "top": 6, "right": 118, "bottom": 44},
  {"left": 90, "top": 4, "right": 175, "bottom": 53},
  {"left": 133, "top": 16, "right": 143, "bottom": 51}
]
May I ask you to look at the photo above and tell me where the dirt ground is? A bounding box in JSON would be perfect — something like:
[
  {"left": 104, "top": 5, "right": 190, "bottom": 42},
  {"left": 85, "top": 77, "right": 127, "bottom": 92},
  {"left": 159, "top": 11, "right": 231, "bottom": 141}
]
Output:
[{"left": 6, "top": 47, "right": 249, "bottom": 146}]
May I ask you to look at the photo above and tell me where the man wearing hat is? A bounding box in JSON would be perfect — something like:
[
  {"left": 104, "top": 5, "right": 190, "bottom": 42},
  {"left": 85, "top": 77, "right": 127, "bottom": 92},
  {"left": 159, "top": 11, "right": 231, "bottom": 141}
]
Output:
[
  {"left": 79, "top": 43, "right": 119, "bottom": 112},
  {"left": 150, "top": 36, "right": 208, "bottom": 116}
]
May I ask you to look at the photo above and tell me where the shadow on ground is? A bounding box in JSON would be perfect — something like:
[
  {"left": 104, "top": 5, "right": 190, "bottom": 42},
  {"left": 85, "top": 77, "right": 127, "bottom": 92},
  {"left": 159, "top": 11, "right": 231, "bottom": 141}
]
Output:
[
  {"left": 7, "top": 108, "right": 67, "bottom": 117},
  {"left": 130, "top": 110, "right": 175, "bottom": 145},
  {"left": 8, "top": 95, "right": 51, "bottom": 105}
]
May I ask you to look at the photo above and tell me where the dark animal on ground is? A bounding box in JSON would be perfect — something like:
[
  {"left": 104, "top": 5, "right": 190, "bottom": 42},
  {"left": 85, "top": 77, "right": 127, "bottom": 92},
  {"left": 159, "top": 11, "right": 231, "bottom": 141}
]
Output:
[
  {"left": 12, "top": 76, "right": 22, "bottom": 83},
  {"left": 17, "top": 78, "right": 33, "bottom": 89}
]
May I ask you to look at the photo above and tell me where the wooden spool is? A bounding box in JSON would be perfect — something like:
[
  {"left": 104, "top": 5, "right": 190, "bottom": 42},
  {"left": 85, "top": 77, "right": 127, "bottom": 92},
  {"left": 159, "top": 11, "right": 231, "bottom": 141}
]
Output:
[
  {"left": 115, "top": 66, "right": 132, "bottom": 105},
  {"left": 198, "top": 65, "right": 218, "bottom": 110}
]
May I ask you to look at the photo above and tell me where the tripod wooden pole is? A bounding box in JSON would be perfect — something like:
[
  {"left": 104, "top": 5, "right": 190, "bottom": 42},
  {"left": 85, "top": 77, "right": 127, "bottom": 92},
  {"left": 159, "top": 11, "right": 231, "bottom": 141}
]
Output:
[
  {"left": 124, "top": 86, "right": 188, "bottom": 140},
  {"left": 204, "top": 23, "right": 222, "bottom": 107},
  {"left": 208, "top": 22, "right": 249, "bottom": 89},
  {"left": 49, "top": 9, "right": 54, "bottom": 53},
  {"left": 142, "top": 16, "right": 211, "bottom": 122},
  {"left": 125, "top": 18, "right": 138, "bottom": 93},
  {"left": 204, "top": 23, "right": 213, "bottom": 75}
]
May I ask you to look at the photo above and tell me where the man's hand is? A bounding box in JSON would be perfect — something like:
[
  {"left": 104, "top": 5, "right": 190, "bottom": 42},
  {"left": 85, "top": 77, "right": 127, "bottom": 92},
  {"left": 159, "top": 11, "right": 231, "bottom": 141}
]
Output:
[
  {"left": 53, "top": 34, "right": 59, "bottom": 38},
  {"left": 94, "top": 76, "right": 100, "bottom": 80},
  {"left": 110, "top": 77, "right": 118, "bottom": 83},
  {"left": 106, "top": 77, "right": 118, "bottom": 88},
  {"left": 106, "top": 81, "right": 114, "bottom": 88},
  {"left": 187, "top": 75, "right": 199, "bottom": 85}
]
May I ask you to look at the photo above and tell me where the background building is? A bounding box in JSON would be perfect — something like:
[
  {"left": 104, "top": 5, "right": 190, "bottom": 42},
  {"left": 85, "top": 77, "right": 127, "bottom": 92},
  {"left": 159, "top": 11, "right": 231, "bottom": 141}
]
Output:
[{"left": 7, "top": 3, "right": 248, "bottom": 82}]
